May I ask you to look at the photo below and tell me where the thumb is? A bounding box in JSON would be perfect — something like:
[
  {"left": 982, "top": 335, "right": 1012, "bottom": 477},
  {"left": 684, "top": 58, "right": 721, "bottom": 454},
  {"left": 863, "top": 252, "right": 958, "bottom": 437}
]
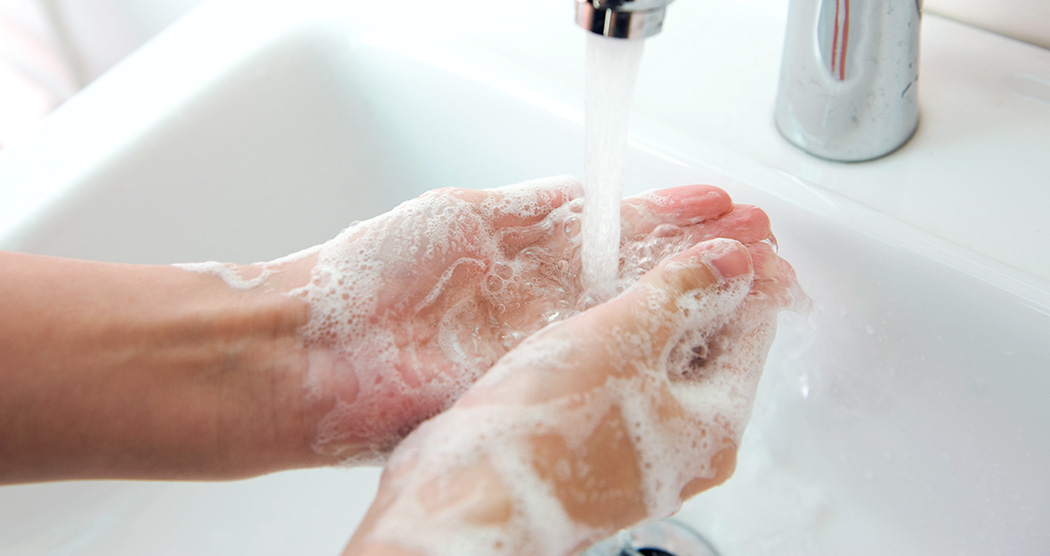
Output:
[
  {"left": 604, "top": 237, "right": 755, "bottom": 387},
  {"left": 637, "top": 237, "right": 753, "bottom": 303}
]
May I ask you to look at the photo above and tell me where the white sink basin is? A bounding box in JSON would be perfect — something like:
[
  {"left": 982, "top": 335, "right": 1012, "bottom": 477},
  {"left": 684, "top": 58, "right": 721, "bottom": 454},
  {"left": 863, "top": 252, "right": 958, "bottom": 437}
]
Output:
[{"left": 1, "top": 0, "right": 1048, "bottom": 554}]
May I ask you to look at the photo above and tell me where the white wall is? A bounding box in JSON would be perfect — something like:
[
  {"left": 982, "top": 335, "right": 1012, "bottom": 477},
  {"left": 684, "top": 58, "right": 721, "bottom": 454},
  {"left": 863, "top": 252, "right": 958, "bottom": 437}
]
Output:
[
  {"left": 0, "top": 0, "right": 202, "bottom": 146},
  {"left": 1, "top": 0, "right": 202, "bottom": 87},
  {"left": 44, "top": 0, "right": 204, "bottom": 84}
]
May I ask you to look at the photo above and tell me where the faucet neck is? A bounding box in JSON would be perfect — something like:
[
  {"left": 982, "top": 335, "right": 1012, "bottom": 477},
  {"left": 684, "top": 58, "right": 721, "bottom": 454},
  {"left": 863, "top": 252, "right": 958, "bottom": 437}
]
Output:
[{"left": 575, "top": 0, "right": 675, "bottom": 39}]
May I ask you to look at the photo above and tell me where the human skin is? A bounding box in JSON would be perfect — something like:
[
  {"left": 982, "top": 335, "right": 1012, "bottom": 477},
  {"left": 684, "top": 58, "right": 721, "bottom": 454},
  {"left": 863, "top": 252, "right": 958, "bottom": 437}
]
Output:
[
  {"left": 0, "top": 181, "right": 774, "bottom": 482},
  {"left": 0, "top": 251, "right": 324, "bottom": 482},
  {"left": 0, "top": 180, "right": 795, "bottom": 553},
  {"left": 346, "top": 236, "right": 796, "bottom": 556},
  {"left": 238, "top": 178, "right": 782, "bottom": 464}
]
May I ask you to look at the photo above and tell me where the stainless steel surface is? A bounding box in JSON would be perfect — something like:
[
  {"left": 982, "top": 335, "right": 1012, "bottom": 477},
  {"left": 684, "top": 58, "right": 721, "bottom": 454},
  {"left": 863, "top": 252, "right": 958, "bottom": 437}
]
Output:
[
  {"left": 574, "top": 0, "right": 675, "bottom": 39},
  {"left": 775, "top": 0, "right": 923, "bottom": 161},
  {"left": 583, "top": 520, "right": 719, "bottom": 556}
]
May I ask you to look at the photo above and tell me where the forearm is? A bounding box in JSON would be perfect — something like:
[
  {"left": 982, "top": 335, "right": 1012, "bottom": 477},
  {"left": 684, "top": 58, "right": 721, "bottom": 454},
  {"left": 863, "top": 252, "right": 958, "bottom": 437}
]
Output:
[{"left": 0, "top": 252, "right": 327, "bottom": 483}]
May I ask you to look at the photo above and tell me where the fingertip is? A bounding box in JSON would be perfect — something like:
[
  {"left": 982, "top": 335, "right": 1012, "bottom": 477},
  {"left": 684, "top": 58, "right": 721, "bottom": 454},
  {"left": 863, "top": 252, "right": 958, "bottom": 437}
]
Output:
[
  {"left": 738, "top": 205, "right": 771, "bottom": 234},
  {"left": 643, "top": 238, "right": 753, "bottom": 299},
  {"left": 641, "top": 185, "right": 733, "bottom": 222},
  {"left": 675, "top": 238, "right": 753, "bottom": 282},
  {"left": 704, "top": 239, "right": 753, "bottom": 282},
  {"left": 725, "top": 205, "right": 773, "bottom": 243}
]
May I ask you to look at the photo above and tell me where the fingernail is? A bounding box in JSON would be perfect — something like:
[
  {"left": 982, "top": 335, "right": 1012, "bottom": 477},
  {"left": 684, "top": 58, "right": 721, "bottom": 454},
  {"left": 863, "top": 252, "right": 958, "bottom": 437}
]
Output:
[{"left": 706, "top": 241, "right": 752, "bottom": 281}]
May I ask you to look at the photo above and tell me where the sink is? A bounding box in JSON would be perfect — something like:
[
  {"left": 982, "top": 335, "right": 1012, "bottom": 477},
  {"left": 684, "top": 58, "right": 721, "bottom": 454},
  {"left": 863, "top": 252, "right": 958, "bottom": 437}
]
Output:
[{"left": 1, "top": 0, "right": 1048, "bottom": 554}]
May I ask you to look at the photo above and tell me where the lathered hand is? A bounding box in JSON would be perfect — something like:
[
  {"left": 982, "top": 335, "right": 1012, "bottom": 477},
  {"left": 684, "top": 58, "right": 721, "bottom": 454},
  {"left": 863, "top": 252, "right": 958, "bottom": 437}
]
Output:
[
  {"left": 346, "top": 234, "right": 800, "bottom": 556},
  {"left": 196, "top": 176, "right": 781, "bottom": 464}
]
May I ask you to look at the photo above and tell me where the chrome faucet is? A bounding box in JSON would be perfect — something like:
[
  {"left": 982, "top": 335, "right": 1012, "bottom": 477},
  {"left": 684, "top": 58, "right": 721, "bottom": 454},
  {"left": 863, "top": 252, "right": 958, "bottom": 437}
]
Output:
[
  {"left": 574, "top": 0, "right": 922, "bottom": 162},
  {"left": 574, "top": 0, "right": 675, "bottom": 39},
  {"left": 775, "top": 0, "right": 923, "bottom": 161}
]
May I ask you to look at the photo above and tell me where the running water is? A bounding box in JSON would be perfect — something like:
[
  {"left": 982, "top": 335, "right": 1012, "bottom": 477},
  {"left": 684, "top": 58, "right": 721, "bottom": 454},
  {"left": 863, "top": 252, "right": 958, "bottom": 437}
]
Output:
[{"left": 581, "top": 33, "right": 646, "bottom": 300}]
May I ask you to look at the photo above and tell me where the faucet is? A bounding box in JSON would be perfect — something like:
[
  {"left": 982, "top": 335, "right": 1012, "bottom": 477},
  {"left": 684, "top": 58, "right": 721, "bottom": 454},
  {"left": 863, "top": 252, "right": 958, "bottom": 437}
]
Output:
[
  {"left": 775, "top": 0, "right": 923, "bottom": 161},
  {"left": 574, "top": 0, "right": 675, "bottom": 39},
  {"left": 575, "top": 0, "right": 923, "bottom": 162}
]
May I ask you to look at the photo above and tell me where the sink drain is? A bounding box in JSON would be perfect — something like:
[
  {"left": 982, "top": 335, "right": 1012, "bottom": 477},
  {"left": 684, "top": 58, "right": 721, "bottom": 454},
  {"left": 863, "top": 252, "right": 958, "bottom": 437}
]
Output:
[
  {"left": 632, "top": 549, "right": 675, "bottom": 556},
  {"left": 582, "top": 519, "right": 718, "bottom": 556}
]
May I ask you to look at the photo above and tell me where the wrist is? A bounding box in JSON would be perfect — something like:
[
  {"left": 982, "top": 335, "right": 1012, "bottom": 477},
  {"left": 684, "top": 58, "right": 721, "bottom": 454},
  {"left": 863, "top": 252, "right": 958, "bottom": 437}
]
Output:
[
  {"left": 182, "top": 258, "right": 348, "bottom": 476},
  {"left": 200, "top": 275, "right": 320, "bottom": 475},
  {"left": 0, "top": 253, "right": 330, "bottom": 482}
]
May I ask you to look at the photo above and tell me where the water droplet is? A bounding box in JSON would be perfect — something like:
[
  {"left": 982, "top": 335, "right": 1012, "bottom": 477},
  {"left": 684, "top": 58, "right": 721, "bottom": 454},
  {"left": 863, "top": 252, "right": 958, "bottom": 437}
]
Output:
[
  {"left": 564, "top": 216, "right": 582, "bottom": 239},
  {"left": 652, "top": 224, "right": 680, "bottom": 238},
  {"left": 485, "top": 274, "right": 503, "bottom": 292},
  {"left": 500, "top": 328, "right": 525, "bottom": 350},
  {"left": 492, "top": 262, "right": 514, "bottom": 280},
  {"left": 798, "top": 372, "right": 810, "bottom": 398},
  {"left": 765, "top": 233, "right": 779, "bottom": 253}
]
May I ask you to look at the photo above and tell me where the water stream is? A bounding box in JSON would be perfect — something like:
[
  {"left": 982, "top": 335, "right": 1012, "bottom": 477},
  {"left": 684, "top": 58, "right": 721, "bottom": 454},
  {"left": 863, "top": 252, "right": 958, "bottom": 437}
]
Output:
[{"left": 581, "top": 33, "right": 646, "bottom": 300}]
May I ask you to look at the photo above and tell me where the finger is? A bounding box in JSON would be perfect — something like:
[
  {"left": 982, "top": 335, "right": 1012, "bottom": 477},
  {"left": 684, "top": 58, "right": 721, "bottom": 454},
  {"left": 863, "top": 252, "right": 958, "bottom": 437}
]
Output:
[
  {"left": 595, "top": 238, "right": 755, "bottom": 373},
  {"left": 625, "top": 239, "right": 758, "bottom": 389},
  {"left": 621, "top": 185, "right": 734, "bottom": 235},
  {"left": 680, "top": 204, "right": 773, "bottom": 245},
  {"left": 637, "top": 237, "right": 754, "bottom": 305},
  {"left": 744, "top": 241, "right": 805, "bottom": 313},
  {"left": 460, "top": 239, "right": 754, "bottom": 406}
]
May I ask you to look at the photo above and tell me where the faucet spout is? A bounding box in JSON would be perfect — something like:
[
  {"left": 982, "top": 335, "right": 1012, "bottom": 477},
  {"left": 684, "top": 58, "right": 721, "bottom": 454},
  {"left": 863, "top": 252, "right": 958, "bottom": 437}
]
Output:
[{"left": 575, "top": 0, "right": 675, "bottom": 39}]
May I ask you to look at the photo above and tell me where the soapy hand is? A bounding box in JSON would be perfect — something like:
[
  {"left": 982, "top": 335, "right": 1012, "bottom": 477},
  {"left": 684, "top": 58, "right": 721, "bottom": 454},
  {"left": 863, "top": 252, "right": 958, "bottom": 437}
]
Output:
[
  {"left": 212, "top": 176, "right": 781, "bottom": 463},
  {"left": 306, "top": 177, "right": 779, "bottom": 463},
  {"left": 345, "top": 235, "right": 800, "bottom": 556},
  {"left": 0, "top": 174, "right": 797, "bottom": 551}
]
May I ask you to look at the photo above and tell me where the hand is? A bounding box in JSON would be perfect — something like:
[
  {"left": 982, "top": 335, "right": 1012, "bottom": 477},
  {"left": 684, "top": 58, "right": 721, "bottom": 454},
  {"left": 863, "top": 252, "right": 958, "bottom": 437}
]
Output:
[
  {"left": 0, "top": 176, "right": 792, "bottom": 496},
  {"left": 345, "top": 236, "right": 800, "bottom": 556},
  {"left": 233, "top": 176, "right": 779, "bottom": 463}
]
